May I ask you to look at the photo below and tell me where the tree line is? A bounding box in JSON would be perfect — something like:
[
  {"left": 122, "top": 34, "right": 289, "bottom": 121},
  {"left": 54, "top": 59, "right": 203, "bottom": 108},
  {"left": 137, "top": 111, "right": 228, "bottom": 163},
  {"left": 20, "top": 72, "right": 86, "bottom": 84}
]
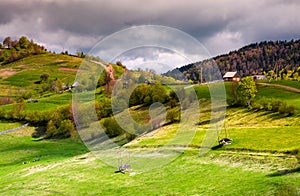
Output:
[{"left": 165, "top": 39, "right": 300, "bottom": 82}]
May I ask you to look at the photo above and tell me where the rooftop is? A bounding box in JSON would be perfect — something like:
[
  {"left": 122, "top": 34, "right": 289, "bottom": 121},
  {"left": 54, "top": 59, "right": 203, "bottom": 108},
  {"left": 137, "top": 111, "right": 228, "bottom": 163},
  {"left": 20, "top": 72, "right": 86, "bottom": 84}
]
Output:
[{"left": 223, "top": 71, "right": 237, "bottom": 78}]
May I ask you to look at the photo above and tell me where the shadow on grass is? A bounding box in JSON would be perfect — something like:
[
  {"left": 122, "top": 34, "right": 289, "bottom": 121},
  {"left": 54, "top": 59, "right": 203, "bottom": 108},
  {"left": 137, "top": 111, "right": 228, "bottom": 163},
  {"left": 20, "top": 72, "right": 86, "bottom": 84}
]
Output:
[
  {"left": 211, "top": 144, "right": 223, "bottom": 150},
  {"left": 198, "top": 116, "right": 225, "bottom": 126},
  {"left": 267, "top": 166, "right": 300, "bottom": 177},
  {"left": 0, "top": 135, "right": 88, "bottom": 167}
]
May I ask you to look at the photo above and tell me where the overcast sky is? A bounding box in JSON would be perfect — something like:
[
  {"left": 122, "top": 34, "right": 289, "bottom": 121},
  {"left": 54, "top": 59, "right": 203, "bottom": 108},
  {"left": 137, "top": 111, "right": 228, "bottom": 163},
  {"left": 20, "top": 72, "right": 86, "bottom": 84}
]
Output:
[{"left": 1, "top": 0, "right": 299, "bottom": 71}]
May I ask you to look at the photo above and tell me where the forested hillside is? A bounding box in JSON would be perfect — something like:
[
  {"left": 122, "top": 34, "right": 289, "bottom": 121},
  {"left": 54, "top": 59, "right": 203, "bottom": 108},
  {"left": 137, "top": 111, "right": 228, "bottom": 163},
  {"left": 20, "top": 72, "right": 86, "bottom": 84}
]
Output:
[{"left": 165, "top": 39, "right": 300, "bottom": 82}]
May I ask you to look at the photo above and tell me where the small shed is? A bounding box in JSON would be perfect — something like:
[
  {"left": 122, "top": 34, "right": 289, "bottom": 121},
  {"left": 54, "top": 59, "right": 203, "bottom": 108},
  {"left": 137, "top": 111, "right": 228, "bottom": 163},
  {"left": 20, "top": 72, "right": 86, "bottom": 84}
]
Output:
[
  {"left": 223, "top": 71, "right": 240, "bottom": 82},
  {"left": 253, "top": 75, "right": 267, "bottom": 80}
]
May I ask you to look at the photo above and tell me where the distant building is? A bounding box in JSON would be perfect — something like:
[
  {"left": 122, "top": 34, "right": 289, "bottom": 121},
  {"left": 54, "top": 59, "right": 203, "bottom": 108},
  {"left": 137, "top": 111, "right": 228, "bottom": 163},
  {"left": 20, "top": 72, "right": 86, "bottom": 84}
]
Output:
[
  {"left": 252, "top": 75, "right": 267, "bottom": 80},
  {"left": 223, "top": 71, "right": 240, "bottom": 82}
]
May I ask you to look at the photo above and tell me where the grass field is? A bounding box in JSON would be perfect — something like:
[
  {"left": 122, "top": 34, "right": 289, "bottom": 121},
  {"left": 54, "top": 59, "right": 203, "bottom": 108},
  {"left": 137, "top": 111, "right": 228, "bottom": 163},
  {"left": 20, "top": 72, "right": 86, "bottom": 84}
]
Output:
[
  {"left": 0, "top": 102, "right": 299, "bottom": 195},
  {"left": 256, "top": 85, "right": 300, "bottom": 109},
  {"left": 0, "top": 53, "right": 82, "bottom": 101},
  {"left": 266, "top": 80, "right": 300, "bottom": 90},
  {"left": 0, "top": 120, "right": 23, "bottom": 132},
  {"left": 0, "top": 92, "right": 72, "bottom": 111},
  {"left": 0, "top": 127, "right": 299, "bottom": 195}
]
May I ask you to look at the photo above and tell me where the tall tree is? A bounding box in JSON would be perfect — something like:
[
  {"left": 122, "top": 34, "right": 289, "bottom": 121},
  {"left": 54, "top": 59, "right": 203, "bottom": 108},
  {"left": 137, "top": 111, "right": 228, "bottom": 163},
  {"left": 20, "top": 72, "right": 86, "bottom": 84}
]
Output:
[
  {"left": 3, "top": 37, "right": 11, "bottom": 48},
  {"left": 238, "top": 76, "right": 257, "bottom": 107},
  {"left": 19, "top": 36, "right": 29, "bottom": 49}
]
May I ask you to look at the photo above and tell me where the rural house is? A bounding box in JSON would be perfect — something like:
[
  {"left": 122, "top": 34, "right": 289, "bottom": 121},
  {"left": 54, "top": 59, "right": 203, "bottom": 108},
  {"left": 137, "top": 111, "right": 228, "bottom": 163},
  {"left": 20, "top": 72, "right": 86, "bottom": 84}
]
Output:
[{"left": 223, "top": 71, "right": 240, "bottom": 82}]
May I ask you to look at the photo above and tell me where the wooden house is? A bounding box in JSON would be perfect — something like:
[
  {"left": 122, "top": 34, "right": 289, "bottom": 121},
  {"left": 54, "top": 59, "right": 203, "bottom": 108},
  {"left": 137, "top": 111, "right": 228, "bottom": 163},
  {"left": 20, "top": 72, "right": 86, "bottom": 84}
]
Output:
[{"left": 223, "top": 71, "right": 240, "bottom": 82}]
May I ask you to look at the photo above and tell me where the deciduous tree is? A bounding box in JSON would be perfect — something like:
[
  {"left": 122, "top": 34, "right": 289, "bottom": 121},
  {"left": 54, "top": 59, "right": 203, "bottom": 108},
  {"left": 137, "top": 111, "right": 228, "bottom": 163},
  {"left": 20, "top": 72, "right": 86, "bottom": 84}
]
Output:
[
  {"left": 3, "top": 36, "right": 11, "bottom": 48},
  {"left": 238, "top": 76, "right": 257, "bottom": 107}
]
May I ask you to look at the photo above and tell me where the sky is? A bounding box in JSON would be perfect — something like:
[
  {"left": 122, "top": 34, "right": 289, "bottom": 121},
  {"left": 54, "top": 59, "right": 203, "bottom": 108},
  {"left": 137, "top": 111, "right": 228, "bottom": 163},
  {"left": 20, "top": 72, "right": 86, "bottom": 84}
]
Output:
[{"left": 1, "top": 0, "right": 299, "bottom": 72}]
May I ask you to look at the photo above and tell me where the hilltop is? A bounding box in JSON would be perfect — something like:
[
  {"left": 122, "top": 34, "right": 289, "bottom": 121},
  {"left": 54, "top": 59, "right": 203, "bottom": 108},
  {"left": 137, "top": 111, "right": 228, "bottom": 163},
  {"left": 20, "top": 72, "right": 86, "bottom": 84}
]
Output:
[
  {"left": 165, "top": 39, "right": 300, "bottom": 82},
  {"left": 0, "top": 36, "right": 47, "bottom": 65}
]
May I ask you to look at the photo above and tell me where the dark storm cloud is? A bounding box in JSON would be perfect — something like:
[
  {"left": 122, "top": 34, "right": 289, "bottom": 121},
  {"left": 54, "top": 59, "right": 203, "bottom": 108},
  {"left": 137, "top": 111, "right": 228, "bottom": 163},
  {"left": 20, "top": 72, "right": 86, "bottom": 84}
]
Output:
[{"left": 0, "top": 0, "right": 299, "bottom": 56}]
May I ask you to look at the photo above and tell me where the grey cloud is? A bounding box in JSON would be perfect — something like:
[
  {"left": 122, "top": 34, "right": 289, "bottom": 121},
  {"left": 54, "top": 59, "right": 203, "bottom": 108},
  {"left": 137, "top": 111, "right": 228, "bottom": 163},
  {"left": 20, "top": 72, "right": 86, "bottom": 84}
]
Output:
[{"left": 0, "top": 0, "right": 299, "bottom": 57}]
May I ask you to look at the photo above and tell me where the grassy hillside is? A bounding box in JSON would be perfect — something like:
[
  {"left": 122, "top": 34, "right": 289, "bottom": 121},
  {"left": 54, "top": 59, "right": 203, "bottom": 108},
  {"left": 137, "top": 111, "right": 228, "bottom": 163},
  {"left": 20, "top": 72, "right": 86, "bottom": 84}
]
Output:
[
  {"left": 0, "top": 53, "right": 82, "bottom": 97},
  {"left": 256, "top": 85, "right": 300, "bottom": 109}
]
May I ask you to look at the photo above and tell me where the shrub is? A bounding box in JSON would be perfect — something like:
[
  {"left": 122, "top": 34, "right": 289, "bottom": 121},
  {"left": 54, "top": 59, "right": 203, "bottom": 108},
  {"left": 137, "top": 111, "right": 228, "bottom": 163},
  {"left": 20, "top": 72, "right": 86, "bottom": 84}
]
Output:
[
  {"left": 271, "top": 99, "right": 281, "bottom": 112},
  {"left": 143, "top": 96, "right": 151, "bottom": 106},
  {"left": 125, "top": 132, "right": 136, "bottom": 141},
  {"left": 46, "top": 119, "right": 75, "bottom": 139},
  {"left": 102, "top": 117, "right": 124, "bottom": 138},
  {"left": 260, "top": 97, "right": 271, "bottom": 111},
  {"left": 251, "top": 101, "right": 262, "bottom": 110},
  {"left": 45, "top": 120, "right": 57, "bottom": 138},
  {"left": 286, "top": 105, "right": 296, "bottom": 116},
  {"left": 166, "top": 108, "right": 180, "bottom": 123},
  {"left": 129, "top": 83, "right": 168, "bottom": 106},
  {"left": 58, "top": 120, "right": 76, "bottom": 138},
  {"left": 278, "top": 102, "right": 287, "bottom": 114},
  {"left": 95, "top": 98, "right": 112, "bottom": 119},
  {"left": 258, "top": 97, "right": 296, "bottom": 116}
]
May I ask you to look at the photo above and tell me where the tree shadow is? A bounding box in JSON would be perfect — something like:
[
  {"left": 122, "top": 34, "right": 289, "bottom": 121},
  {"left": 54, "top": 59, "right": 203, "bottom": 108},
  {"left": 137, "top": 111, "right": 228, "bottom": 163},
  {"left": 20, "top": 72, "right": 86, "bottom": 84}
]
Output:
[
  {"left": 211, "top": 144, "right": 223, "bottom": 150},
  {"left": 198, "top": 115, "right": 224, "bottom": 126},
  {"left": 266, "top": 166, "right": 300, "bottom": 177},
  {"left": 32, "top": 126, "right": 46, "bottom": 138}
]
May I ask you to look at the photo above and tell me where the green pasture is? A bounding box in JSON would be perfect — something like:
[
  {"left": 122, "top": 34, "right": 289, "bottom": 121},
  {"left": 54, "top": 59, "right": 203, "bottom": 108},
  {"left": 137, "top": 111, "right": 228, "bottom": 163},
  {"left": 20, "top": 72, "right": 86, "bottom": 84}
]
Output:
[
  {"left": 0, "top": 128, "right": 299, "bottom": 195},
  {"left": 256, "top": 85, "right": 300, "bottom": 109},
  {"left": 266, "top": 80, "right": 300, "bottom": 89},
  {"left": 0, "top": 120, "right": 23, "bottom": 132}
]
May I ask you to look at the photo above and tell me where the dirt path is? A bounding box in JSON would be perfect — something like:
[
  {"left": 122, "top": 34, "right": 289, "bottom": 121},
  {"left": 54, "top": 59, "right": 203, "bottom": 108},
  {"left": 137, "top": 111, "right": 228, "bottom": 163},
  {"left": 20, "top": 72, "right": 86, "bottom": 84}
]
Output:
[
  {"left": 0, "top": 123, "right": 30, "bottom": 135},
  {"left": 258, "top": 83, "right": 300, "bottom": 93},
  {"left": 89, "top": 60, "right": 107, "bottom": 69}
]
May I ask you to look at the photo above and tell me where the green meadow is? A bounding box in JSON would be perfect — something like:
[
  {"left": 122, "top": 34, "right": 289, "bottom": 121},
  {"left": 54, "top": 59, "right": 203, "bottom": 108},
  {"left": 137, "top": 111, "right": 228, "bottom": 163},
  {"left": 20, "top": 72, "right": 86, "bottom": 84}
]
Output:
[{"left": 0, "top": 123, "right": 299, "bottom": 195}]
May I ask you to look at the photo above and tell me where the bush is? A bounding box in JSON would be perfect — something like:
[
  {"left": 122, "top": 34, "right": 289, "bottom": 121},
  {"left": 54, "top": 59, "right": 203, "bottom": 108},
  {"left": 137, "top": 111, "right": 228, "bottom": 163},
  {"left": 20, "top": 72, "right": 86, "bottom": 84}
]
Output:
[
  {"left": 129, "top": 83, "right": 168, "bottom": 107},
  {"left": 258, "top": 97, "right": 296, "bottom": 116},
  {"left": 166, "top": 108, "right": 180, "bottom": 123},
  {"left": 45, "top": 120, "right": 57, "bottom": 138},
  {"left": 143, "top": 96, "right": 151, "bottom": 105},
  {"left": 271, "top": 99, "right": 281, "bottom": 112},
  {"left": 125, "top": 132, "right": 136, "bottom": 141},
  {"left": 250, "top": 101, "right": 262, "bottom": 110},
  {"left": 45, "top": 119, "right": 75, "bottom": 139},
  {"left": 260, "top": 97, "right": 271, "bottom": 111},
  {"left": 95, "top": 98, "right": 112, "bottom": 119},
  {"left": 58, "top": 120, "right": 76, "bottom": 138},
  {"left": 102, "top": 117, "right": 124, "bottom": 138},
  {"left": 278, "top": 102, "right": 287, "bottom": 114},
  {"left": 286, "top": 105, "right": 296, "bottom": 116}
]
